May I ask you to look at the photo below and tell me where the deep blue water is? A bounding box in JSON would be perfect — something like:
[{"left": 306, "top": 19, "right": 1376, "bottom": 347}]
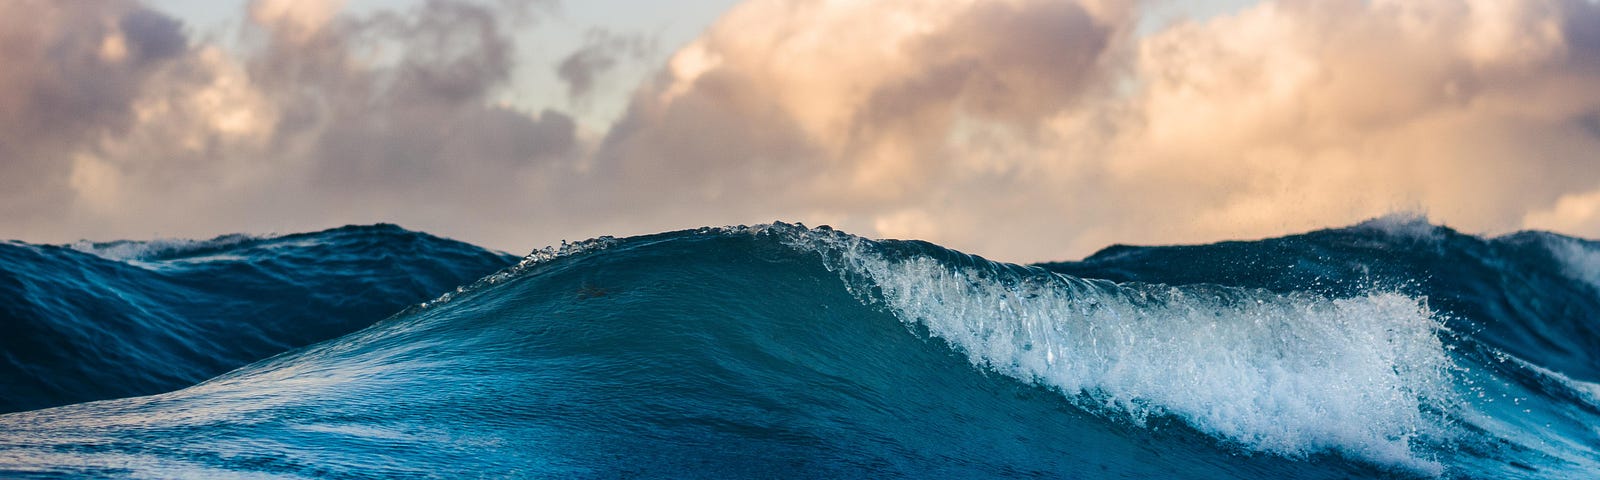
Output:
[
  {"left": 0, "top": 224, "right": 516, "bottom": 413},
  {"left": 2, "top": 218, "right": 1598, "bottom": 478}
]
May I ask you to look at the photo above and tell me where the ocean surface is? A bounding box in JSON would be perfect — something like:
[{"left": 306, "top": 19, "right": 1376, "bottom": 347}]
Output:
[
  {"left": 1, "top": 217, "right": 1598, "bottom": 478},
  {"left": 0, "top": 225, "right": 517, "bottom": 413}
]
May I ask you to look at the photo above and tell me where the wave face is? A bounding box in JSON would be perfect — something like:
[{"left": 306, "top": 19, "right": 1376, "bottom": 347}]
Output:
[
  {"left": 0, "top": 224, "right": 517, "bottom": 412},
  {"left": 2, "top": 221, "right": 1599, "bottom": 478}
]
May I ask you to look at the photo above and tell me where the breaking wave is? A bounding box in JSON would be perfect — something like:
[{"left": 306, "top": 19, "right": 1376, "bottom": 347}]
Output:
[{"left": 1, "top": 219, "right": 1597, "bottom": 478}]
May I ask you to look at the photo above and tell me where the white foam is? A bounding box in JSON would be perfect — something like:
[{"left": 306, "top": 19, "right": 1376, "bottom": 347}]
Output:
[
  {"left": 417, "top": 236, "right": 620, "bottom": 310},
  {"left": 1542, "top": 235, "right": 1600, "bottom": 294},
  {"left": 784, "top": 227, "right": 1455, "bottom": 474},
  {"left": 1354, "top": 211, "right": 1442, "bottom": 242},
  {"left": 68, "top": 234, "right": 265, "bottom": 262}
]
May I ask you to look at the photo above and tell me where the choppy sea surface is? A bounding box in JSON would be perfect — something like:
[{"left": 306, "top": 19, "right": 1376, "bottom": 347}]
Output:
[{"left": 2, "top": 217, "right": 1597, "bottom": 479}]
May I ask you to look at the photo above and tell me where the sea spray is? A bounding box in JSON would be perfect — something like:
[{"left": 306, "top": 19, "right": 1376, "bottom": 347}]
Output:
[{"left": 777, "top": 224, "right": 1457, "bottom": 474}]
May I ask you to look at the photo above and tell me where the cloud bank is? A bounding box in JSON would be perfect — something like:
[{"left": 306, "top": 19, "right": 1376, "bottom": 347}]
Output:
[
  {"left": 1, "top": 0, "right": 577, "bottom": 247},
  {"left": 3, "top": 0, "right": 1599, "bottom": 261},
  {"left": 595, "top": 0, "right": 1600, "bottom": 259}
]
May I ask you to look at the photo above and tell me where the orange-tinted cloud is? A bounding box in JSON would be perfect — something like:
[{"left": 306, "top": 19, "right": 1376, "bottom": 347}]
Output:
[
  {"left": 590, "top": 0, "right": 1133, "bottom": 256},
  {"left": 593, "top": 0, "right": 1600, "bottom": 260},
  {"left": 2, "top": 0, "right": 1598, "bottom": 262}
]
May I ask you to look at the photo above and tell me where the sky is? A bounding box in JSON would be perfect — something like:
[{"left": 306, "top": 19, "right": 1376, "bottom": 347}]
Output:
[{"left": 2, "top": 0, "right": 1598, "bottom": 263}]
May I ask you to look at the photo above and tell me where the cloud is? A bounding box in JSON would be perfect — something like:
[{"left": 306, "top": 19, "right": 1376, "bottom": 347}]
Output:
[
  {"left": 0, "top": 0, "right": 579, "bottom": 246},
  {"left": 1097, "top": 0, "right": 1600, "bottom": 251},
  {"left": 248, "top": 0, "right": 345, "bottom": 44},
  {"left": 4, "top": 0, "right": 1600, "bottom": 262},
  {"left": 588, "top": 0, "right": 1130, "bottom": 251},
  {"left": 587, "top": 0, "right": 1600, "bottom": 261},
  {"left": 556, "top": 29, "right": 656, "bottom": 103},
  {"left": 0, "top": 1, "right": 187, "bottom": 232},
  {"left": 1525, "top": 189, "right": 1600, "bottom": 237}
]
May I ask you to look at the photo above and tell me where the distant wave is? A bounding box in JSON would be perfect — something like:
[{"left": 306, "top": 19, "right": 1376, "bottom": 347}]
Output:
[
  {"left": 0, "top": 224, "right": 516, "bottom": 412},
  {"left": 1, "top": 220, "right": 1597, "bottom": 479},
  {"left": 67, "top": 232, "right": 268, "bottom": 262}
]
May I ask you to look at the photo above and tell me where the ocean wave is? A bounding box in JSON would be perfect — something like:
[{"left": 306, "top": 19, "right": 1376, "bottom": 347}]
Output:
[
  {"left": 0, "top": 224, "right": 515, "bottom": 413},
  {"left": 787, "top": 225, "right": 1455, "bottom": 473},
  {"left": 1, "top": 221, "right": 1598, "bottom": 478},
  {"left": 68, "top": 233, "right": 269, "bottom": 262}
]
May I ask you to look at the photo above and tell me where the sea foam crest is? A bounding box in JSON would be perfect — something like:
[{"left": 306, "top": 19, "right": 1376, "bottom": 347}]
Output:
[
  {"left": 417, "top": 236, "right": 619, "bottom": 310},
  {"left": 1354, "top": 211, "right": 1443, "bottom": 243},
  {"left": 1542, "top": 235, "right": 1600, "bottom": 295},
  {"left": 67, "top": 234, "right": 266, "bottom": 262},
  {"left": 774, "top": 224, "right": 1457, "bottom": 474}
]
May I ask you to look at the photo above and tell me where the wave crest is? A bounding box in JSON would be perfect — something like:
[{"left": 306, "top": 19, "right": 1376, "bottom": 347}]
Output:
[{"left": 778, "top": 224, "right": 1456, "bottom": 473}]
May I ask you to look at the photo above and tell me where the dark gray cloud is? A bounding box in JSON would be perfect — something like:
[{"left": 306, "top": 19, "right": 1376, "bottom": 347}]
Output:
[
  {"left": 556, "top": 29, "right": 656, "bottom": 102},
  {"left": 120, "top": 8, "right": 188, "bottom": 64}
]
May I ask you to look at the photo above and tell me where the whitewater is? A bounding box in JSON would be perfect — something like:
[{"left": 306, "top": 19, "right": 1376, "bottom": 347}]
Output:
[{"left": 1, "top": 218, "right": 1598, "bottom": 478}]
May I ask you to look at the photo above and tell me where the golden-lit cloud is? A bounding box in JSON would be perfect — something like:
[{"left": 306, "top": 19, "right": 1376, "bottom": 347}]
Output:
[
  {"left": 1526, "top": 189, "right": 1600, "bottom": 237},
  {"left": 1, "top": 0, "right": 1598, "bottom": 261},
  {"left": 594, "top": 0, "right": 1600, "bottom": 260},
  {"left": 249, "top": 0, "right": 346, "bottom": 45},
  {"left": 591, "top": 0, "right": 1133, "bottom": 257},
  {"left": 1110, "top": 0, "right": 1600, "bottom": 251}
]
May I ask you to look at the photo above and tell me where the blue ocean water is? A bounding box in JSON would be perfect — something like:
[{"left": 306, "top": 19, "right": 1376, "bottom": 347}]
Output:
[
  {"left": 0, "top": 224, "right": 517, "bottom": 413},
  {"left": 1, "top": 218, "right": 1598, "bottom": 478}
]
